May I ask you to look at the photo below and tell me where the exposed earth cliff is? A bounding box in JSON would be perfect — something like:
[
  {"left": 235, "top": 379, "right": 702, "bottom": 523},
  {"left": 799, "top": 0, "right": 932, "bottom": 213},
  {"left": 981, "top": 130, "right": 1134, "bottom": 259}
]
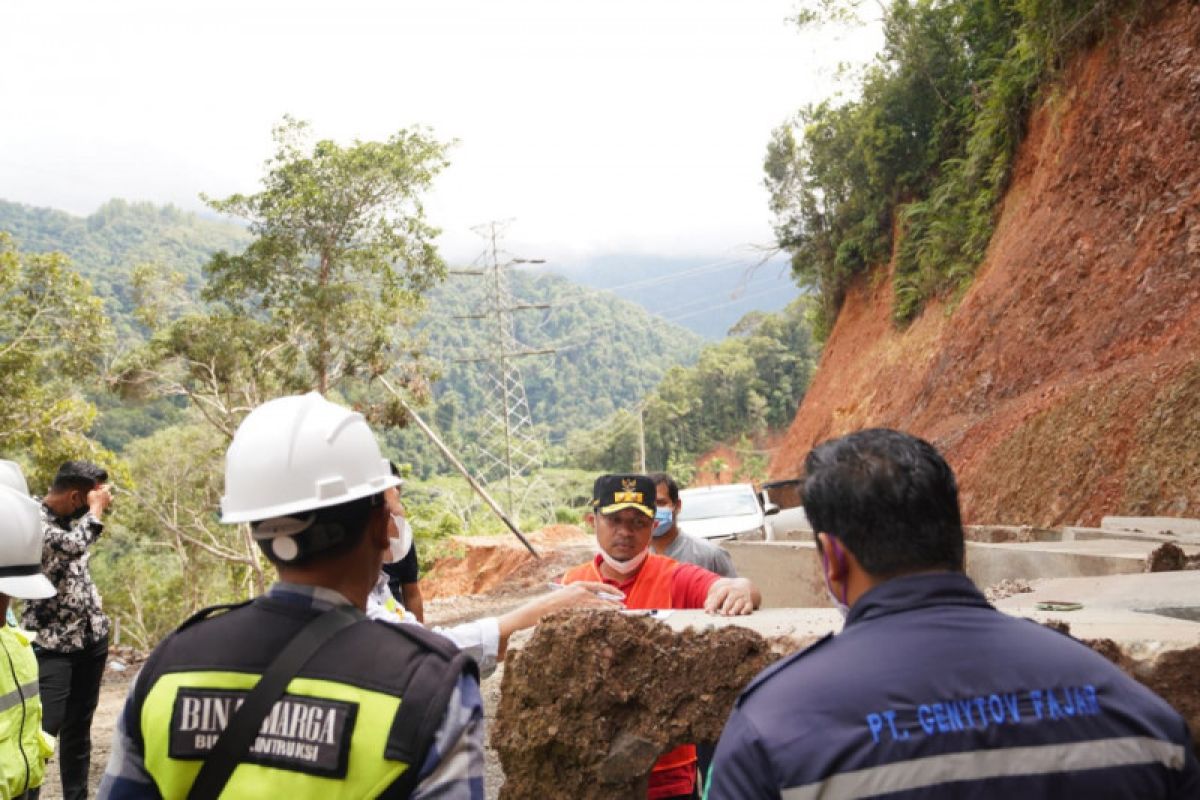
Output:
[{"left": 771, "top": 1, "right": 1200, "bottom": 526}]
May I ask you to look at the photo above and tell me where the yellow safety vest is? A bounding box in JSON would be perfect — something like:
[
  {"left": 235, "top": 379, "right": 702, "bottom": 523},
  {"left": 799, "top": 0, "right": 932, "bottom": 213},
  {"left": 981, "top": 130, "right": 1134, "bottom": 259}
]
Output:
[
  {"left": 0, "top": 626, "right": 54, "bottom": 799},
  {"left": 141, "top": 672, "right": 409, "bottom": 799},
  {"left": 131, "top": 596, "right": 474, "bottom": 799}
]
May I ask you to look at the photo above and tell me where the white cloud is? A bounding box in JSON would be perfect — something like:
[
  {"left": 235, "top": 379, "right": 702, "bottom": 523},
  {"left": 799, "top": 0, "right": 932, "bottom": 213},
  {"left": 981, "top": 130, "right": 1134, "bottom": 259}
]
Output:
[{"left": 0, "top": 0, "right": 881, "bottom": 263}]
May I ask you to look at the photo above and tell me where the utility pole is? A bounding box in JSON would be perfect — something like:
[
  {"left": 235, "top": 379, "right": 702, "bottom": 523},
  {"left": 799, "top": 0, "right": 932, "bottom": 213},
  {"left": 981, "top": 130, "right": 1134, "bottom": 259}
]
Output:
[
  {"left": 637, "top": 405, "right": 647, "bottom": 473},
  {"left": 451, "top": 222, "right": 555, "bottom": 519},
  {"left": 377, "top": 376, "right": 539, "bottom": 559}
]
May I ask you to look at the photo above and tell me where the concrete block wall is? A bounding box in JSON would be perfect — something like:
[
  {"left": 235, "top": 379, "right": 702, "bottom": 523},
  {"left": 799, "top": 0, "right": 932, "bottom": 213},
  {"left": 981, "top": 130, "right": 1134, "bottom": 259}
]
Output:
[{"left": 725, "top": 538, "right": 1172, "bottom": 609}]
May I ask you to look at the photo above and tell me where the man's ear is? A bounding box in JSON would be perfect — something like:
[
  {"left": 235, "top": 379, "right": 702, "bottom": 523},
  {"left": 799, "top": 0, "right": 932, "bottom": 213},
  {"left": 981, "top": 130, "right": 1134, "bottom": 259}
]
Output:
[
  {"left": 584, "top": 511, "right": 595, "bottom": 529},
  {"left": 817, "top": 532, "right": 848, "bottom": 582},
  {"left": 369, "top": 504, "right": 391, "bottom": 550}
]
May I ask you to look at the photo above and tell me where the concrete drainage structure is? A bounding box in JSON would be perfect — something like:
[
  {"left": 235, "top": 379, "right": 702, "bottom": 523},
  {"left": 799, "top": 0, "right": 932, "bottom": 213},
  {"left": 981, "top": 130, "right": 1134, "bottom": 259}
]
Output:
[{"left": 492, "top": 517, "right": 1200, "bottom": 795}]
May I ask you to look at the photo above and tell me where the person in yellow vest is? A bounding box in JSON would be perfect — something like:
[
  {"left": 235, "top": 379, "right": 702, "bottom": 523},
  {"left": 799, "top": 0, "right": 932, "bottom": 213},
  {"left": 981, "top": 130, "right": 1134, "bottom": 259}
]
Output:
[
  {"left": 561, "top": 473, "right": 761, "bottom": 800},
  {"left": 99, "top": 393, "right": 487, "bottom": 799},
  {"left": 0, "top": 460, "right": 58, "bottom": 800}
]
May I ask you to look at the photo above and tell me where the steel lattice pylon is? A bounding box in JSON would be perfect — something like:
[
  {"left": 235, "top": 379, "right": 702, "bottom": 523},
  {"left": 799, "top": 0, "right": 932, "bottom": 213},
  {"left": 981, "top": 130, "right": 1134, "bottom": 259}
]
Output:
[{"left": 464, "top": 222, "right": 550, "bottom": 518}]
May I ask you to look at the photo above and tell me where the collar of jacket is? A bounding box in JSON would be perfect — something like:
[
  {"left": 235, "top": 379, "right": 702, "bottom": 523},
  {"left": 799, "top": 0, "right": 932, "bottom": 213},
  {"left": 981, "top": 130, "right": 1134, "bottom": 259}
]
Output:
[{"left": 845, "top": 571, "right": 990, "bottom": 628}]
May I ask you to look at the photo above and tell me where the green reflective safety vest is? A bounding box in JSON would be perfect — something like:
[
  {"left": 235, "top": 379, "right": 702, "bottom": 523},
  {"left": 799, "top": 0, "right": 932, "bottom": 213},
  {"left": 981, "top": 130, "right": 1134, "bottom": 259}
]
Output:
[
  {"left": 0, "top": 626, "right": 54, "bottom": 799},
  {"left": 130, "top": 597, "right": 476, "bottom": 799}
]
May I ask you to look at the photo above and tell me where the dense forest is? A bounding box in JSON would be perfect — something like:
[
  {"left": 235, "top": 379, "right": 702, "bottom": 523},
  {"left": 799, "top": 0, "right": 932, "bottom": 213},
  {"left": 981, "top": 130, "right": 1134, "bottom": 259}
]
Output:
[
  {"left": 0, "top": 198, "right": 706, "bottom": 475},
  {"left": 566, "top": 298, "right": 816, "bottom": 482}
]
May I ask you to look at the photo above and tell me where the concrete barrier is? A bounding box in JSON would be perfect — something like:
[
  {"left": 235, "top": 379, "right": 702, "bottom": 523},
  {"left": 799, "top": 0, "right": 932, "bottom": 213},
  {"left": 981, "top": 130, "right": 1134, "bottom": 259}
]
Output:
[
  {"left": 1101, "top": 516, "right": 1200, "bottom": 537},
  {"left": 725, "top": 537, "right": 1198, "bottom": 608},
  {"left": 724, "top": 540, "right": 829, "bottom": 608},
  {"left": 962, "top": 540, "right": 1153, "bottom": 588}
]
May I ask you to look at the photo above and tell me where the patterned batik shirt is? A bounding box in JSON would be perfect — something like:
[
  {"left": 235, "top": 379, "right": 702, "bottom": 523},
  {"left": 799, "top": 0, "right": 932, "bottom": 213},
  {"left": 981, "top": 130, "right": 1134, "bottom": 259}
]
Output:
[{"left": 20, "top": 504, "right": 111, "bottom": 652}]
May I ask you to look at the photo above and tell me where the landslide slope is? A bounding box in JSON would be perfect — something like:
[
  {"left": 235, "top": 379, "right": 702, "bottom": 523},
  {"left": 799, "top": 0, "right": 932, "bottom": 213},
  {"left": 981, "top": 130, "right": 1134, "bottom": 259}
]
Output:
[{"left": 771, "top": 1, "right": 1200, "bottom": 526}]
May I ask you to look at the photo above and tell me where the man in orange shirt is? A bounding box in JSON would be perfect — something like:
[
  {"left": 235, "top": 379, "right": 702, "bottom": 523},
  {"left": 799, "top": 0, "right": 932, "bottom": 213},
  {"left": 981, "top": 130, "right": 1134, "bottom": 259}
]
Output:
[{"left": 562, "top": 473, "right": 761, "bottom": 800}]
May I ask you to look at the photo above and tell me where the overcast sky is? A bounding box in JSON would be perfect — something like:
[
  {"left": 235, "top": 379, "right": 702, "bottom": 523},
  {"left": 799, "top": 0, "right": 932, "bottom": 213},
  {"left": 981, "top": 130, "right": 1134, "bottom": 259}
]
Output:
[{"left": 0, "top": 0, "right": 881, "bottom": 265}]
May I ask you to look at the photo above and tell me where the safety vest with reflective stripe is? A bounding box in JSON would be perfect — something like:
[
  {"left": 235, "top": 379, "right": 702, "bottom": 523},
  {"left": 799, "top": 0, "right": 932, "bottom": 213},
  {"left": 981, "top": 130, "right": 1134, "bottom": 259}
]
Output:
[
  {"left": 140, "top": 671, "right": 410, "bottom": 799},
  {"left": 0, "top": 626, "right": 53, "bottom": 798},
  {"left": 130, "top": 597, "right": 475, "bottom": 799},
  {"left": 562, "top": 554, "right": 697, "bottom": 776}
]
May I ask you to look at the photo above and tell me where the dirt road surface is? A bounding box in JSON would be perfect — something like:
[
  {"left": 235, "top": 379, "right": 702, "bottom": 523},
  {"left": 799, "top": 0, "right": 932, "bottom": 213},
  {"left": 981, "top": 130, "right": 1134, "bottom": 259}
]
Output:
[{"left": 39, "top": 670, "right": 131, "bottom": 799}]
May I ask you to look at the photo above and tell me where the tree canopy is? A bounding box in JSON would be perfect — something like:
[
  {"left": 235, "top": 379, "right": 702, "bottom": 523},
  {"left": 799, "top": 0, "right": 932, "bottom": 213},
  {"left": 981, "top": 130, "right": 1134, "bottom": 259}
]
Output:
[
  {"left": 0, "top": 233, "right": 116, "bottom": 483},
  {"left": 202, "top": 116, "right": 451, "bottom": 396}
]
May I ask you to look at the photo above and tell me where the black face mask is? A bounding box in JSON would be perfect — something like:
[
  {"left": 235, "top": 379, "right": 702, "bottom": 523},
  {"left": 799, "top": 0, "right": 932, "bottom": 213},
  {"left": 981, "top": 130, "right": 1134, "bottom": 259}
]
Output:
[{"left": 67, "top": 503, "right": 90, "bottom": 521}]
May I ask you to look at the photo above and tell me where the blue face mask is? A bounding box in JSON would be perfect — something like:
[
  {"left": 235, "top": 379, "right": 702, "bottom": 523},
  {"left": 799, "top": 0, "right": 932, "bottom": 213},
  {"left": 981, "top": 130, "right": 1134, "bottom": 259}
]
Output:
[{"left": 652, "top": 507, "right": 674, "bottom": 538}]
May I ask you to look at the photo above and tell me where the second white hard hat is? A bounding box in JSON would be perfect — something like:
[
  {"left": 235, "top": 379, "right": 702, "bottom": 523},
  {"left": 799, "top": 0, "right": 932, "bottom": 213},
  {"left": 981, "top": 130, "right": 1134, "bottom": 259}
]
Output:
[
  {"left": 220, "top": 392, "right": 400, "bottom": 524},
  {"left": 0, "top": 460, "right": 30, "bottom": 495},
  {"left": 0, "top": 461, "right": 55, "bottom": 600}
]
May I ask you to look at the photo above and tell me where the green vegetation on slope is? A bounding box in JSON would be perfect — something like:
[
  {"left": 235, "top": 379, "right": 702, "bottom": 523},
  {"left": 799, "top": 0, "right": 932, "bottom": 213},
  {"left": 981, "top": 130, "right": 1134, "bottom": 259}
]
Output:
[
  {"left": 0, "top": 198, "right": 250, "bottom": 328},
  {"left": 0, "top": 197, "right": 703, "bottom": 460},
  {"left": 393, "top": 270, "right": 705, "bottom": 477},
  {"left": 768, "top": 0, "right": 1142, "bottom": 333},
  {"left": 566, "top": 298, "right": 817, "bottom": 479}
]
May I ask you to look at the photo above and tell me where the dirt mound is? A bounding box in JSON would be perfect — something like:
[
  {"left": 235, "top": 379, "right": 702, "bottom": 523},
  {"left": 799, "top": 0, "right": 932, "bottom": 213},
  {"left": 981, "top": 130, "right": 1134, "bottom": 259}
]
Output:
[
  {"left": 1146, "top": 542, "right": 1187, "bottom": 571},
  {"left": 769, "top": 0, "right": 1200, "bottom": 526},
  {"left": 1085, "top": 638, "right": 1200, "bottom": 755},
  {"left": 422, "top": 526, "right": 594, "bottom": 600},
  {"left": 492, "top": 609, "right": 803, "bottom": 799}
]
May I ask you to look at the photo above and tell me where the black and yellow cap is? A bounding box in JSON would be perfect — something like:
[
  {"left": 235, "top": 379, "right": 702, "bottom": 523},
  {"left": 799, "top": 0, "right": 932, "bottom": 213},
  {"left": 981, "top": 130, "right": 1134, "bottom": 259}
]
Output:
[{"left": 591, "top": 473, "right": 656, "bottom": 518}]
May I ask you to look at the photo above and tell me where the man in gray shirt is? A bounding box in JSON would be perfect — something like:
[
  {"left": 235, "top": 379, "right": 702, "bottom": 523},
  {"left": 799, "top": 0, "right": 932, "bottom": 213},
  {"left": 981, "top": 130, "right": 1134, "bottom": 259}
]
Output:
[{"left": 648, "top": 472, "right": 737, "bottom": 577}]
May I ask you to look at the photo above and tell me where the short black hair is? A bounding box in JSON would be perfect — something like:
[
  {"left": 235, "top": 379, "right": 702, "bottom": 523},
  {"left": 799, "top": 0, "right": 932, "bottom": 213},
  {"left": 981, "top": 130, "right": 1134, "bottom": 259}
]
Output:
[
  {"left": 253, "top": 494, "right": 380, "bottom": 567},
  {"left": 802, "top": 428, "right": 964, "bottom": 577},
  {"left": 648, "top": 472, "right": 680, "bottom": 504},
  {"left": 52, "top": 460, "right": 108, "bottom": 493}
]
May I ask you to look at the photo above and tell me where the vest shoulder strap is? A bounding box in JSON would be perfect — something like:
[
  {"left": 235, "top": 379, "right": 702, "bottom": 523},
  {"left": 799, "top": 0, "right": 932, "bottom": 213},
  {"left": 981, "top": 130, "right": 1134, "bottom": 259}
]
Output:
[
  {"left": 187, "top": 606, "right": 364, "bottom": 800},
  {"left": 177, "top": 600, "right": 253, "bottom": 631}
]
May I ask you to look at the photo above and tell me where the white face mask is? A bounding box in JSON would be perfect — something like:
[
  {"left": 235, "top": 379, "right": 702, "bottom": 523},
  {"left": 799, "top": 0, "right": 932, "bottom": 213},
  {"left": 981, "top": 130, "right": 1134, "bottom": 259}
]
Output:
[
  {"left": 600, "top": 546, "right": 649, "bottom": 575},
  {"left": 385, "top": 515, "right": 413, "bottom": 564}
]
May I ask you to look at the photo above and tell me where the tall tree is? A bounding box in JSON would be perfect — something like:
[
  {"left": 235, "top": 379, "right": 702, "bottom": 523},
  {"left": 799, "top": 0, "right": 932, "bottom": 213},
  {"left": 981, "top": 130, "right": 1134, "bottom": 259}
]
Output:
[
  {"left": 0, "top": 233, "right": 114, "bottom": 482},
  {"left": 203, "top": 115, "right": 450, "bottom": 397},
  {"left": 114, "top": 118, "right": 452, "bottom": 603}
]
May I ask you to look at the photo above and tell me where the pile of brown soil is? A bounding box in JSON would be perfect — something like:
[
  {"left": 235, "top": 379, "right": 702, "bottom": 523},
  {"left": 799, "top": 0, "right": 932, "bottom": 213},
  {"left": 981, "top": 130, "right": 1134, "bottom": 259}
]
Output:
[
  {"left": 492, "top": 609, "right": 803, "bottom": 799},
  {"left": 1085, "top": 638, "right": 1200, "bottom": 755},
  {"left": 769, "top": 0, "right": 1200, "bottom": 526},
  {"left": 1146, "top": 542, "right": 1188, "bottom": 571},
  {"left": 1144, "top": 541, "right": 1200, "bottom": 571}
]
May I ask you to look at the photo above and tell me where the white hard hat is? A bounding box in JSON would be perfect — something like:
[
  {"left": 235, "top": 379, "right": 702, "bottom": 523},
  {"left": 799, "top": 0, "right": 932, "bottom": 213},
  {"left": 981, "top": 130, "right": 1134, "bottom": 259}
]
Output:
[
  {"left": 0, "top": 485, "right": 55, "bottom": 600},
  {"left": 0, "top": 461, "right": 29, "bottom": 495},
  {"left": 221, "top": 392, "right": 400, "bottom": 524}
]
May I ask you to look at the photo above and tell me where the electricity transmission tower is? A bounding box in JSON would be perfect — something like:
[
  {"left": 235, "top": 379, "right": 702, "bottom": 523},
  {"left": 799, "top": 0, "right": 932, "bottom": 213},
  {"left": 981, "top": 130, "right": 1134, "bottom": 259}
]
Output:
[{"left": 452, "top": 222, "right": 555, "bottom": 518}]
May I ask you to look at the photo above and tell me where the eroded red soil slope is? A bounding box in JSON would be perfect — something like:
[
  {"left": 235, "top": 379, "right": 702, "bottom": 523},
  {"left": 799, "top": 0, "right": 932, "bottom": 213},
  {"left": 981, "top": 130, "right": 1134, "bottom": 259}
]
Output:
[{"left": 770, "top": 1, "right": 1200, "bottom": 526}]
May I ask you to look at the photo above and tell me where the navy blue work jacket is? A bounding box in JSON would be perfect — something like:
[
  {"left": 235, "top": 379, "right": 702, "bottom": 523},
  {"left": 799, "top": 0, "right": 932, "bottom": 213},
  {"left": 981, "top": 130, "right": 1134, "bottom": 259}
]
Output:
[{"left": 707, "top": 572, "right": 1199, "bottom": 799}]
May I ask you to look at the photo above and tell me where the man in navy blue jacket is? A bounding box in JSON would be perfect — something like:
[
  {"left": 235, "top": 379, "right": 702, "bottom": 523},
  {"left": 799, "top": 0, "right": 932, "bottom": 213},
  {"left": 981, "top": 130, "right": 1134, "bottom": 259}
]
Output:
[{"left": 707, "top": 428, "right": 1199, "bottom": 799}]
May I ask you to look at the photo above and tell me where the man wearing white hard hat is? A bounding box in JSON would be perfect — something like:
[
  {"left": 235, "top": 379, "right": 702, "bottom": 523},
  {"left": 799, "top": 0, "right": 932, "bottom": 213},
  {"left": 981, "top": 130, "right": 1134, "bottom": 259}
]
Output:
[
  {"left": 99, "top": 393, "right": 494, "bottom": 799},
  {"left": 0, "top": 460, "right": 58, "bottom": 799}
]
